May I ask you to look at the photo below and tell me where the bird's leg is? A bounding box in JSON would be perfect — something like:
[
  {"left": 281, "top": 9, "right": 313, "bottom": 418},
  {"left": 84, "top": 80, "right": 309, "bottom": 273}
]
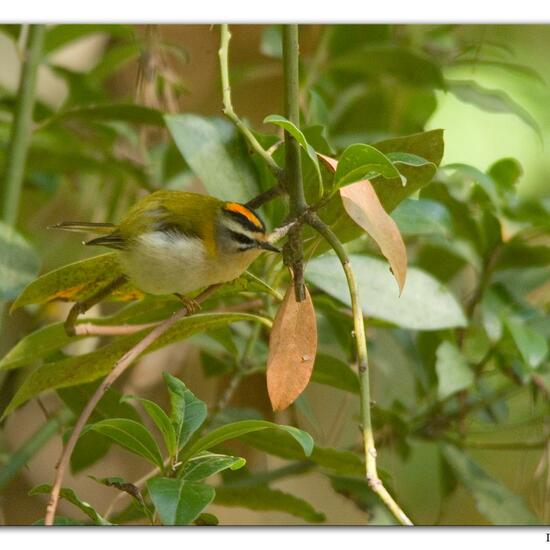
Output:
[
  {"left": 174, "top": 293, "right": 201, "bottom": 315},
  {"left": 64, "top": 275, "right": 128, "bottom": 336}
]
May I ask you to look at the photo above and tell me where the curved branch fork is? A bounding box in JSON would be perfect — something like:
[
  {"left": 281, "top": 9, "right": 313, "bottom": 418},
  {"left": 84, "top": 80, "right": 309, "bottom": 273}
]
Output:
[{"left": 44, "top": 285, "right": 219, "bottom": 526}]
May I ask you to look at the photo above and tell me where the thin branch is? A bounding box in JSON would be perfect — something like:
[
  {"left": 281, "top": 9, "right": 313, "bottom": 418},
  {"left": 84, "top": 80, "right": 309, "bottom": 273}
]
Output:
[
  {"left": 73, "top": 321, "right": 161, "bottom": 337},
  {"left": 218, "top": 24, "right": 284, "bottom": 184},
  {"left": 306, "top": 212, "right": 412, "bottom": 526},
  {"left": 74, "top": 299, "right": 268, "bottom": 337},
  {"left": 44, "top": 285, "right": 219, "bottom": 526},
  {"left": 245, "top": 184, "right": 285, "bottom": 210}
]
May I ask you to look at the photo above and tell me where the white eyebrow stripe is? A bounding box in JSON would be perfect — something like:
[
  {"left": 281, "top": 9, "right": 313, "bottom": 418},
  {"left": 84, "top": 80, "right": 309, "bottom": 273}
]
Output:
[{"left": 223, "top": 218, "right": 262, "bottom": 240}]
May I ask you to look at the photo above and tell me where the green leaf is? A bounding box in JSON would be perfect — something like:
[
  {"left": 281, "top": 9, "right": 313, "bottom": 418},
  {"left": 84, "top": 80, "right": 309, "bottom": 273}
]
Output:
[
  {"left": 147, "top": 478, "right": 215, "bottom": 525},
  {"left": 451, "top": 58, "right": 546, "bottom": 85},
  {"left": 311, "top": 354, "right": 360, "bottom": 394},
  {"left": 214, "top": 486, "right": 325, "bottom": 523},
  {"left": 443, "top": 163, "right": 500, "bottom": 208},
  {"left": 180, "top": 420, "right": 314, "bottom": 464},
  {"left": 85, "top": 418, "right": 164, "bottom": 468},
  {"left": 481, "top": 287, "right": 507, "bottom": 343},
  {"left": 194, "top": 513, "right": 219, "bottom": 526},
  {"left": 391, "top": 198, "right": 452, "bottom": 237},
  {"left": 2, "top": 271, "right": 271, "bottom": 372},
  {"left": 386, "top": 151, "right": 435, "bottom": 169},
  {"left": 46, "top": 104, "right": 165, "bottom": 128},
  {"left": 30, "top": 484, "right": 111, "bottom": 525},
  {"left": 308, "top": 130, "right": 444, "bottom": 257},
  {"left": 335, "top": 143, "right": 402, "bottom": 188},
  {"left": 163, "top": 373, "right": 207, "bottom": 450},
  {"left": 302, "top": 125, "right": 334, "bottom": 155},
  {"left": 260, "top": 25, "right": 282, "bottom": 58},
  {"left": 372, "top": 129, "right": 444, "bottom": 211},
  {"left": 494, "top": 243, "right": 550, "bottom": 271},
  {"left": 307, "top": 91, "right": 330, "bottom": 127},
  {"left": 0, "top": 222, "right": 40, "bottom": 301},
  {"left": 331, "top": 45, "right": 445, "bottom": 88},
  {"left": 488, "top": 158, "right": 522, "bottom": 195},
  {"left": 0, "top": 24, "right": 21, "bottom": 41},
  {"left": 165, "top": 114, "right": 260, "bottom": 203},
  {"left": 59, "top": 380, "right": 142, "bottom": 425},
  {"left": 441, "top": 444, "right": 540, "bottom": 525},
  {"left": 264, "top": 114, "right": 323, "bottom": 196},
  {"left": 435, "top": 341, "right": 474, "bottom": 400},
  {"left": 0, "top": 322, "right": 73, "bottom": 371},
  {"left": 328, "top": 25, "right": 391, "bottom": 56},
  {"left": 239, "top": 430, "right": 364, "bottom": 476},
  {"left": 67, "top": 428, "right": 111, "bottom": 475},
  {"left": 447, "top": 79, "right": 542, "bottom": 139},
  {"left": 3, "top": 312, "right": 267, "bottom": 417},
  {"left": 58, "top": 381, "right": 141, "bottom": 473},
  {"left": 26, "top": 142, "right": 150, "bottom": 189},
  {"left": 505, "top": 319, "right": 548, "bottom": 368},
  {"left": 222, "top": 270, "right": 282, "bottom": 301},
  {"left": 10, "top": 252, "right": 138, "bottom": 311},
  {"left": 44, "top": 24, "right": 131, "bottom": 54},
  {"left": 306, "top": 254, "right": 467, "bottom": 330},
  {"left": 88, "top": 42, "right": 141, "bottom": 82},
  {"left": 0, "top": 299, "right": 178, "bottom": 371},
  {"left": 123, "top": 396, "right": 177, "bottom": 457},
  {"left": 180, "top": 452, "right": 246, "bottom": 482}
]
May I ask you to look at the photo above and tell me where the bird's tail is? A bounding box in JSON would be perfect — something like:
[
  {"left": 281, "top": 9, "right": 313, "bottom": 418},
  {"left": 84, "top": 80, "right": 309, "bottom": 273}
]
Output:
[
  {"left": 49, "top": 222, "right": 125, "bottom": 249},
  {"left": 48, "top": 221, "right": 117, "bottom": 235}
]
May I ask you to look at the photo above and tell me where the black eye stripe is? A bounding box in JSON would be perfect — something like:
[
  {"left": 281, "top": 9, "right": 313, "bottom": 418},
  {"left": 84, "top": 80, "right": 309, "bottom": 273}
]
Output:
[
  {"left": 229, "top": 230, "right": 255, "bottom": 247},
  {"left": 224, "top": 209, "right": 265, "bottom": 233}
]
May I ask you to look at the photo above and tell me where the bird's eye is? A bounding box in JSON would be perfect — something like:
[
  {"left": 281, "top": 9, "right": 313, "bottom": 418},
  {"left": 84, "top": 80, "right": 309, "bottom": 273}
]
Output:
[{"left": 229, "top": 230, "right": 255, "bottom": 248}]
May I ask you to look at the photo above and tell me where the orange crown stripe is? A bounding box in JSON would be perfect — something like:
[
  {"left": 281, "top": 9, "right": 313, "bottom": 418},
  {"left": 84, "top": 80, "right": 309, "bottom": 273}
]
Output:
[{"left": 225, "top": 202, "right": 263, "bottom": 229}]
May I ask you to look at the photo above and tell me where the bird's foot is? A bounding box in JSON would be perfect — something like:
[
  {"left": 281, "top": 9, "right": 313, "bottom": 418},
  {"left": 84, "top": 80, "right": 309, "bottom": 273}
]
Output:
[{"left": 175, "top": 294, "right": 201, "bottom": 315}]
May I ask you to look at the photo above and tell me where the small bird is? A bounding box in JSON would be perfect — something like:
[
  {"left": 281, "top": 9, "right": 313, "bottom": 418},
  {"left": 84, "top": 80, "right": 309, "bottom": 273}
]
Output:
[{"left": 53, "top": 190, "right": 280, "bottom": 332}]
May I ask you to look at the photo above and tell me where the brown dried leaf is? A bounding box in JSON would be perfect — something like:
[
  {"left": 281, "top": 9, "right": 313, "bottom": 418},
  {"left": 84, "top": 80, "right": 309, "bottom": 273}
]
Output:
[
  {"left": 317, "top": 152, "right": 338, "bottom": 173},
  {"left": 340, "top": 180, "right": 407, "bottom": 293},
  {"left": 267, "top": 284, "right": 317, "bottom": 411},
  {"left": 316, "top": 152, "right": 408, "bottom": 293}
]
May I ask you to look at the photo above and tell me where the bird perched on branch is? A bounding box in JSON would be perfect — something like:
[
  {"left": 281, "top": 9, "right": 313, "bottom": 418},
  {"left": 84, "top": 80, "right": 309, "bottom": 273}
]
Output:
[{"left": 52, "top": 190, "right": 281, "bottom": 334}]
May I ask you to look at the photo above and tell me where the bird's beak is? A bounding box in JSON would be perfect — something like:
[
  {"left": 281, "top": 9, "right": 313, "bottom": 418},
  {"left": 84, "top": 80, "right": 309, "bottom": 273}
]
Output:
[{"left": 258, "top": 240, "right": 281, "bottom": 253}]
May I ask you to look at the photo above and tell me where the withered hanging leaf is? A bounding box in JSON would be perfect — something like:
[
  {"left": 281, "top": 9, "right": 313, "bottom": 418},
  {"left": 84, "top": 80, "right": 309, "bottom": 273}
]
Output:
[
  {"left": 317, "top": 152, "right": 338, "bottom": 173},
  {"left": 340, "top": 180, "right": 408, "bottom": 293},
  {"left": 267, "top": 284, "right": 317, "bottom": 411},
  {"left": 317, "top": 152, "right": 408, "bottom": 294}
]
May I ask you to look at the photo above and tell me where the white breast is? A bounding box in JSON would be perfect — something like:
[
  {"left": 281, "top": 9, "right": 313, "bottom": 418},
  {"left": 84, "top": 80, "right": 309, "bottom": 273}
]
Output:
[{"left": 119, "top": 231, "right": 260, "bottom": 296}]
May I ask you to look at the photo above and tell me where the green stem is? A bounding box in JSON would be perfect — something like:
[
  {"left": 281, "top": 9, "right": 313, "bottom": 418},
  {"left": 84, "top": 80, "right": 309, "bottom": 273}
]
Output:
[
  {"left": 0, "top": 408, "right": 74, "bottom": 490},
  {"left": 1, "top": 24, "right": 45, "bottom": 225},
  {"left": 218, "top": 24, "right": 283, "bottom": 183},
  {"left": 0, "top": 24, "right": 46, "bottom": 398},
  {"left": 282, "top": 24, "right": 306, "bottom": 301},
  {"left": 307, "top": 212, "right": 412, "bottom": 526}
]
